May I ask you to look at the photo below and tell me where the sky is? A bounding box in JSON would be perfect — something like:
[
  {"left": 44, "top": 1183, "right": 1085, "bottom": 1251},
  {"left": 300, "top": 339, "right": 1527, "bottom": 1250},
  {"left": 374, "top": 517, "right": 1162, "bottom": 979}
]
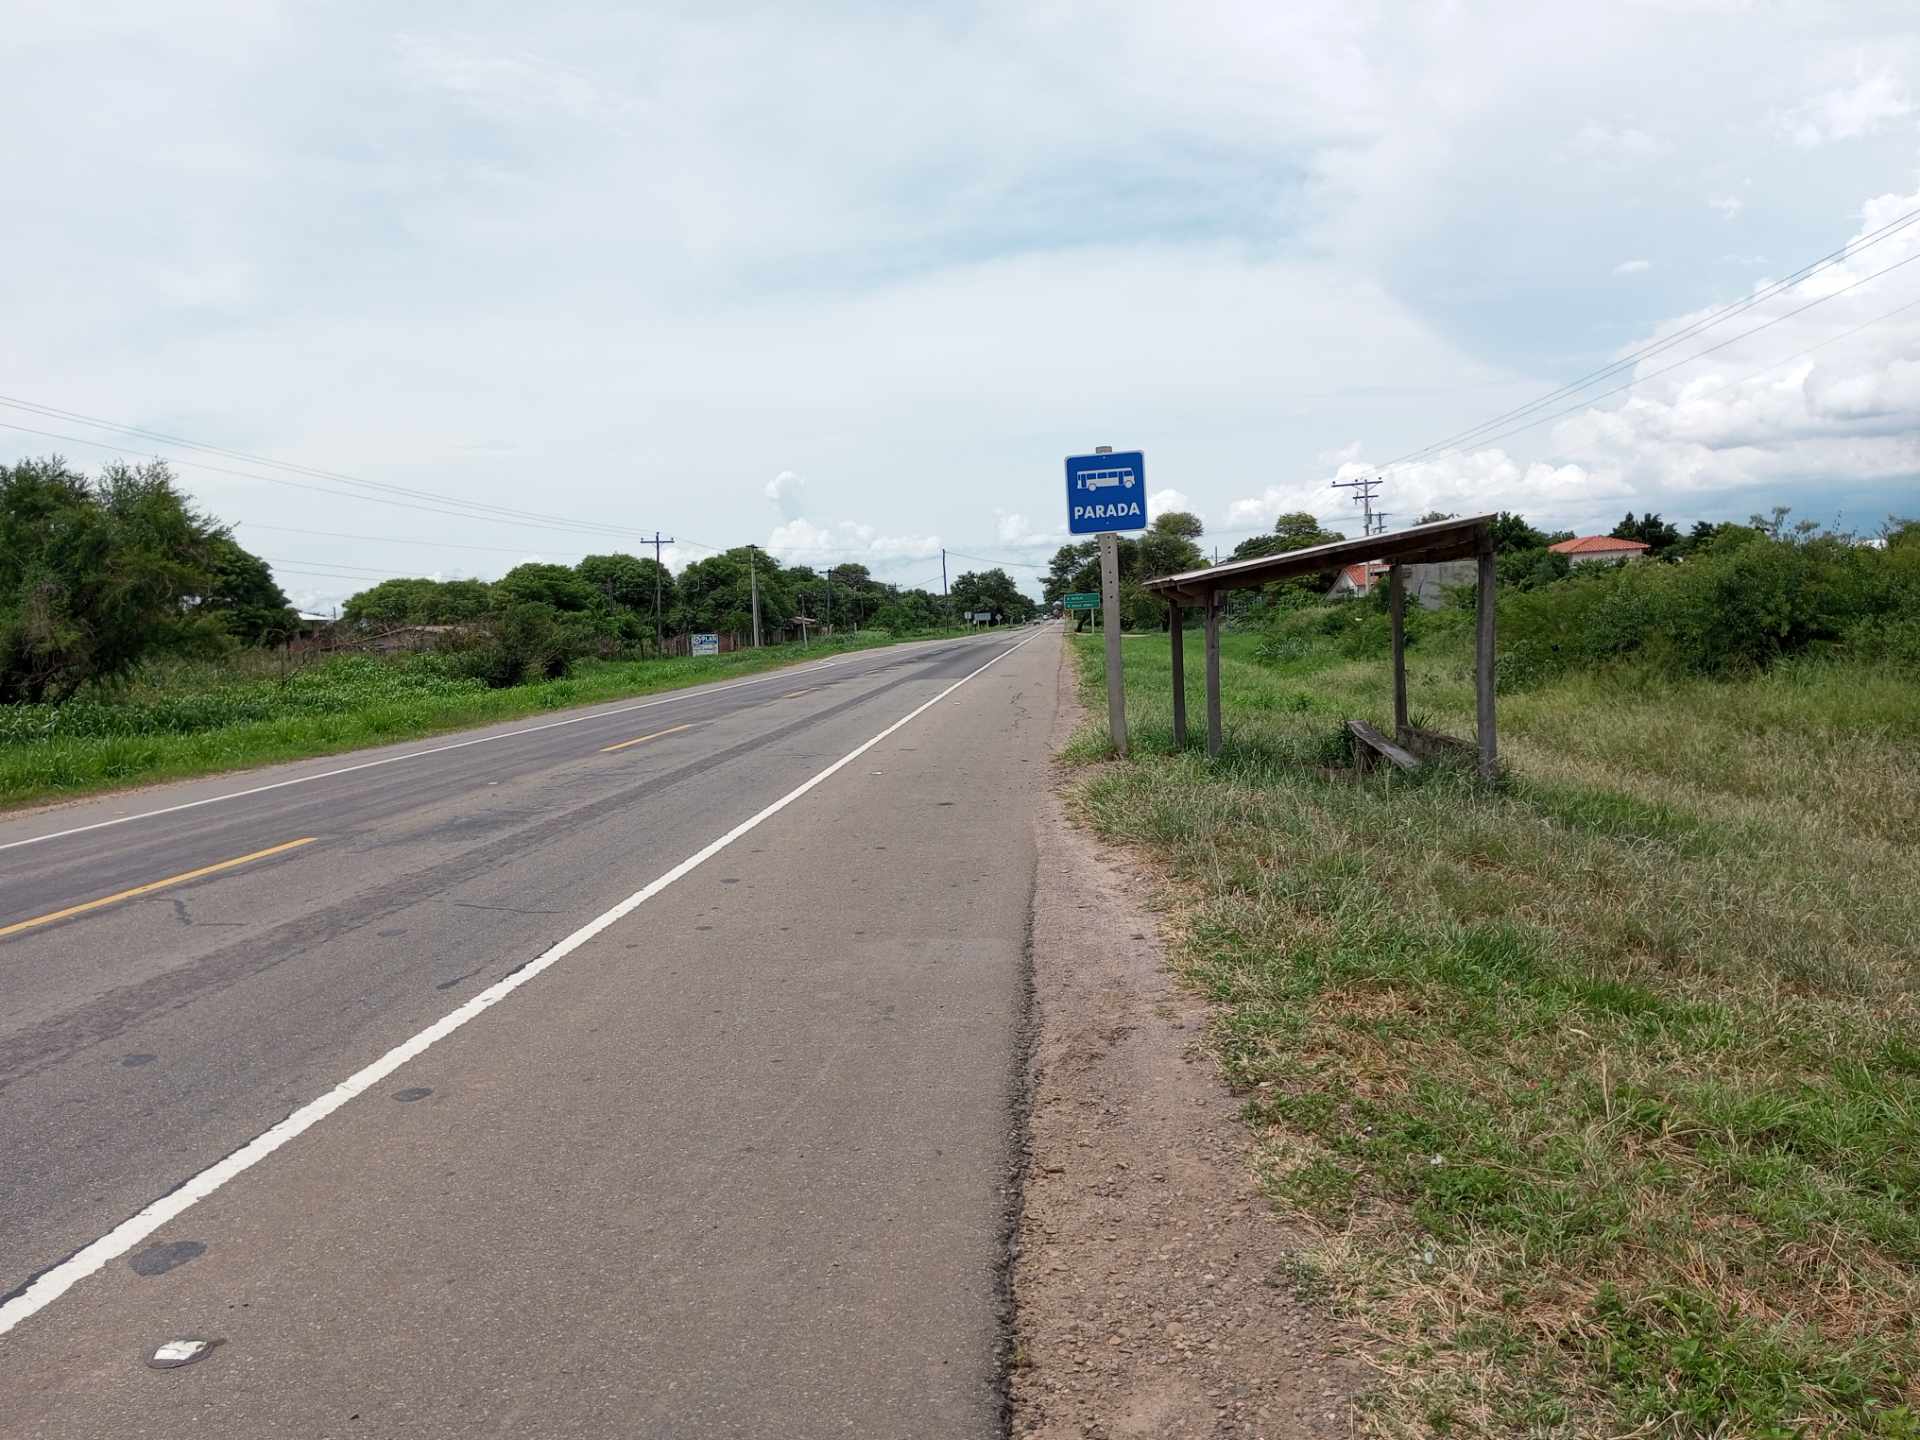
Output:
[{"left": 5, "top": 1, "right": 1920, "bottom": 611}]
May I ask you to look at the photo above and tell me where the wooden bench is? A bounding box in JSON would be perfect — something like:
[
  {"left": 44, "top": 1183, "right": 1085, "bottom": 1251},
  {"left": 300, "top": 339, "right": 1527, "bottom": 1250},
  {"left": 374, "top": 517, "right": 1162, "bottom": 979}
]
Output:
[{"left": 1348, "top": 719, "right": 1421, "bottom": 774}]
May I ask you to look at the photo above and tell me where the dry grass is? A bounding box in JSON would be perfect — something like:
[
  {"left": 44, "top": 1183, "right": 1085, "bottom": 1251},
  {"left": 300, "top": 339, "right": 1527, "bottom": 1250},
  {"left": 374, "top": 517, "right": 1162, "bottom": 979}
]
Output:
[{"left": 1065, "top": 625, "right": 1920, "bottom": 1438}]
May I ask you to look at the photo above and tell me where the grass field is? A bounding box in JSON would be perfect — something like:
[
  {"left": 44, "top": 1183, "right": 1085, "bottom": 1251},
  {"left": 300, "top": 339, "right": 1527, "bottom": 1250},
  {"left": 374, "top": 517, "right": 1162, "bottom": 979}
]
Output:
[
  {"left": 0, "top": 628, "right": 976, "bottom": 812},
  {"left": 1067, "top": 623, "right": 1920, "bottom": 1438}
]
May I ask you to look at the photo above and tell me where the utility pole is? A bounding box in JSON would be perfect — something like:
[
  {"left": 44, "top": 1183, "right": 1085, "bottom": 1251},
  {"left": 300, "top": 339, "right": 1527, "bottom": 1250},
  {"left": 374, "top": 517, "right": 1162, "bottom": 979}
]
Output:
[
  {"left": 748, "top": 544, "right": 763, "bottom": 648},
  {"left": 941, "top": 548, "right": 951, "bottom": 630},
  {"left": 648, "top": 531, "right": 674, "bottom": 657},
  {"left": 1332, "top": 474, "right": 1387, "bottom": 537}
]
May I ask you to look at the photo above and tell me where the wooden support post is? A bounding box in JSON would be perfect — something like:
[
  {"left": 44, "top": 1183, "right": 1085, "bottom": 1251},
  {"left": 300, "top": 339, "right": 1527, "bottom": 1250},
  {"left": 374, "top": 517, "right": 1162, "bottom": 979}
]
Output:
[
  {"left": 1475, "top": 543, "right": 1498, "bottom": 781},
  {"left": 1204, "top": 592, "right": 1223, "bottom": 758},
  {"left": 1389, "top": 563, "right": 1408, "bottom": 743},
  {"left": 1169, "top": 604, "right": 1187, "bottom": 746}
]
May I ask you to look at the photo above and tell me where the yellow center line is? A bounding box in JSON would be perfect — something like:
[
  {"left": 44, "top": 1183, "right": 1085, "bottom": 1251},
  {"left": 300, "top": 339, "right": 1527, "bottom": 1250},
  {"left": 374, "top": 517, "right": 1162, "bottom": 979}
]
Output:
[
  {"left": 600, "top": 722, "right": 697, "bottom": 754},
  {"left": 0, "top": 837, "right": 318, "bottom": 940},
  {"left": 781, "top": 687, "right": 816, "bottom": 699}
]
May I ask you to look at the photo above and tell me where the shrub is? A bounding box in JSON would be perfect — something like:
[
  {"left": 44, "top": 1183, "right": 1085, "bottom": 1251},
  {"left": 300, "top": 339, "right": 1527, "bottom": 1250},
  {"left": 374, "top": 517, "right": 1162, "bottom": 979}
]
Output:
[
  {"left": 0, "top": 652, "right": 485, "bottom": 749},
  {"left": 443, "top": 602, "right": 594, "bottom": 688},
  {"left": 1498, "top": 528, "right": 1920, "bottom": 686}
]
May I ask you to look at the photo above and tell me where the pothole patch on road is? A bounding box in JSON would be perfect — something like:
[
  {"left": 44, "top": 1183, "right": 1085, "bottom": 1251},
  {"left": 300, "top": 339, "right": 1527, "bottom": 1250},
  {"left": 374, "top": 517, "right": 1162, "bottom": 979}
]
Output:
[
  {"left": 392, "top": 1087, "right": 434, "bottom": 1102},
  {"left": 129, "top": 1240, "right": 206, "bottom": 1276}
]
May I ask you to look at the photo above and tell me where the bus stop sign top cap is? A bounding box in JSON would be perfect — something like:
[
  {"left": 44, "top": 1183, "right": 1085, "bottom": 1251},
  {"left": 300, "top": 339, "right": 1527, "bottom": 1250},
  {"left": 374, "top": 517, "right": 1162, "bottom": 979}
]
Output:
[
  {"left": 1065, "top": 451, "right": 1148, "bottom": 535},
  {"left": 1142, "top": 514, "right": 1497, "bottom": 602}
]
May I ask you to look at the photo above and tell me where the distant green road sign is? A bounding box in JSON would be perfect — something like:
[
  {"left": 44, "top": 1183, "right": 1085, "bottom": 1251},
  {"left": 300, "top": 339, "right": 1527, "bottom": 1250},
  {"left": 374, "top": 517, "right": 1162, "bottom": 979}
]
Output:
[{"left": 1062, "top": 592, "right": 1100, "bottom": 610}]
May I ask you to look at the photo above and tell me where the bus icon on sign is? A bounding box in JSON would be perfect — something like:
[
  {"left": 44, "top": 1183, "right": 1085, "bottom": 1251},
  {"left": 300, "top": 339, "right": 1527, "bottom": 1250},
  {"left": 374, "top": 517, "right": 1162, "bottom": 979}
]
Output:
[{"left": 1077, "top": 467, "right": 1137, "bottom": 493}]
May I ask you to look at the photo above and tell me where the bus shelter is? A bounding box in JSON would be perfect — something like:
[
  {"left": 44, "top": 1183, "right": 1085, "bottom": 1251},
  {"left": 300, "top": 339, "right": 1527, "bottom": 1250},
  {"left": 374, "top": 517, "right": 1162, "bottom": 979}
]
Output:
[{"left": 1140, "top": 514, "right": 1501, "bottom": 779}]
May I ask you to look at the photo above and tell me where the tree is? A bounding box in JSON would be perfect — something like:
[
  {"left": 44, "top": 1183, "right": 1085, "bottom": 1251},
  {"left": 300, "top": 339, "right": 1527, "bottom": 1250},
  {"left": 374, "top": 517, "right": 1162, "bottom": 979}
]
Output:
[
  {"left": 950, "top": 568, "right": 1031, "bottom": 622},
  {"left": 0, "top": 456, "right": 227, "bottom": 703},
  {"left": 1138, "top": 512, "right": 1206, "bottom": 582},
  {"left": 199, "top": 534, "right": 297, "bottom": 644},
  {"left": 1044, "top": 542, "right": 1101, "bottom": 603},
  {"left": 1495, "top": 547, "right": 1572, "bottom": 591},
  {"left": 1612, "top": 511, "right": 1682, "bottom": 554},
  {"left": 1230, "top": 511, "right": 1345, "bottom": 563},
  {"left": 1218, "top": 512, "right": 1347, "bottom": 611},
  {"left": 1272, "top": 511, "right": 1342, "bottom": 550},
  {"left": 1415, "top": 509, "right": 1458, "bottom": 525},
  {"left": 1488, "top": 512, "right": 1550, "bottom": 554},
  {"left": 494, "top": 562, "right": 601, "bottom": 613},
  {"left": 674, "top": 548, "right": 795, "bottom": 637},
  {"left": 576, "top": 553, "right": 673, "bottom": 616},
  {"left": 825, "top": 562, "right": 885, "bottom": 629},
  {"left": 871, "top": 588, "right": 944, "bottom": 632},
  {"left": 1151, "top": 510, "right": 1204, "bottom": 540},
  {"left": 1748, "top": 505, "right": 1821, "bottom": 545},
  {"left": 341, "top": 576, "right": 493, "bottom": 626}
]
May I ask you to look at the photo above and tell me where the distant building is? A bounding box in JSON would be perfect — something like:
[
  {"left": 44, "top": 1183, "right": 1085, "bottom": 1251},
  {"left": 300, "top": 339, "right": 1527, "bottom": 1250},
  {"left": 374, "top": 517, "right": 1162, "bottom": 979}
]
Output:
[
  {"left": 1549, "top": 536, "right": 1650, "bottom": 565},
  {"left": 1328, "top": 561, "right": 1390, "bottom": 598},
  {"left": 1326, "top": 559, "right": 1473, "bottom": 609}
]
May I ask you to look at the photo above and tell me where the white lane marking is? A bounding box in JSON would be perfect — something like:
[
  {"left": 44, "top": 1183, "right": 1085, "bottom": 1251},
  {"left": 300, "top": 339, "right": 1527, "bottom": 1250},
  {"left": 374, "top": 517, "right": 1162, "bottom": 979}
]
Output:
[
  {"left": 0, "top": 635, "right": 985, "bottom": 854},
  {"left": 0, "top": 629, "right": 1042, "bottom": 1338}
]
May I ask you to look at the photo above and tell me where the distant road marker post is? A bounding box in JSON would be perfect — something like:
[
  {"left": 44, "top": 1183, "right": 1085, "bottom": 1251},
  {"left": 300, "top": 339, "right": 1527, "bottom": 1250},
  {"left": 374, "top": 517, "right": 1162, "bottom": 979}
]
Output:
[{"left": 1065, "top": 446, "right": 1148, "bottom": 757}]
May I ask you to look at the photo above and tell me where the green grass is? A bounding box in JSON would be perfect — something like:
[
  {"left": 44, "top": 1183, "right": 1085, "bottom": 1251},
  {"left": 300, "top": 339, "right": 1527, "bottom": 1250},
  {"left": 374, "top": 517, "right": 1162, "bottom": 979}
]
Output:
[
  {"left": 0, "top": 628, "right": 976, "bottom": 811},
  {"left": 1066, "top": 623, "right": 1920, "bottom": 1438}
]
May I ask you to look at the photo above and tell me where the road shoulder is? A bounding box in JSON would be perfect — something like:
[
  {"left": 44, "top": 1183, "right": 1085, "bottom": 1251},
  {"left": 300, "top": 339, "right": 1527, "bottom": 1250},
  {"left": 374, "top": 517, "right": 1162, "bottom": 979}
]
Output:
[{"left": 1011, "top": 643, "right": 1369, "bottom": 1439}]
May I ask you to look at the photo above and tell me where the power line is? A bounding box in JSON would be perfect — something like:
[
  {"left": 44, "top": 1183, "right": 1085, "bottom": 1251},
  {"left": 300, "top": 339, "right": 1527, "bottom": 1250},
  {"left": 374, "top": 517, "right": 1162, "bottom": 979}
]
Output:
[
  {"left": 236, "top": 522, "right": 587, "bottom": 558},
  {"left": 943, "top": 547, "right": 1049, "bottom": 570},
  {"left": 0, "top": 419, "right": 668, "bottom": 543},
  {"left": 1385, "top": 202, "right": 1920, "bottom": 468},
  {"left": 1672, "top": 291, "right": 1920, "bottom": 406},
  {"left": 262, "top": 556, "right": 451, "bottom": 579},
  {"left": 1430, "top": 245, "right": 1920, "bottom": 456},
  {"left": 0, "top": 393, "right": 670, "bottom": 540}
]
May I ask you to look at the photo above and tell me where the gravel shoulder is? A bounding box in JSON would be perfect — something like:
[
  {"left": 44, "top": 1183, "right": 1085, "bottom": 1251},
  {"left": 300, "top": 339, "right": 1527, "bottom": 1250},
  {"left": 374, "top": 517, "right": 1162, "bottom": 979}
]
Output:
[{"left": 1010, "top": 642, "right": 1372, "bottom": 1440}]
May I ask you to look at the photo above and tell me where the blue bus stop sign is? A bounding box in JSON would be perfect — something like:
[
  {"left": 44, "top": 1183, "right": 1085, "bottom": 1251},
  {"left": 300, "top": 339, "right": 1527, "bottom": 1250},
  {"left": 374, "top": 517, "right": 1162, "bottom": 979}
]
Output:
[{"left": 1064, "top": 451, "right": 1148, "bottom": 535}]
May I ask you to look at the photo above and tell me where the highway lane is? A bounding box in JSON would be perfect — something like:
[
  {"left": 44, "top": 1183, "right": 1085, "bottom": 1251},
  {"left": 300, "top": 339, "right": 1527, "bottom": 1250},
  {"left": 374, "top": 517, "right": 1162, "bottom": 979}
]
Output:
[{"left": 0, "top": 627, "right": 1054, "bottom": 1428}]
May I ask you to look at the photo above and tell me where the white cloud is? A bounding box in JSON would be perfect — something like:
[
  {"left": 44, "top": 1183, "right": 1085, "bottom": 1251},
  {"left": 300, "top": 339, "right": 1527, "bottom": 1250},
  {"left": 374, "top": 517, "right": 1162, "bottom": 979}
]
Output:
[
  {"left": 395, "top": 34, "right": 608, "bottom": 121},
  {"left": 1613, "top": 258, "right": 1653, "bottom": 276},
  {"left": 1226, "top": 484, "right": 1344, "bottom": 533},
  {"left": 1781, "top": 65, "right": 1914, "bottom": 147},
  {"left": 990, "top": 510, "right": 1066, "bottom": 556},
  {"left": 765, "top": 517, "right": 942, "bottom": 570},
  {"left": 1571, "top": 123, "right": 1666, "bottom": 162},
  {"left": 764, "top": 469, "right": 806, "bottom": 517},
  {"left": 1708, "top": 193, "right": 1746, "bottom": 220},
  {"left": 1147, "top": 488, "right": 1193, "bottom": 520},
  {"left": 1230, "top": 185, "right": 1920, "bottom": 536}
]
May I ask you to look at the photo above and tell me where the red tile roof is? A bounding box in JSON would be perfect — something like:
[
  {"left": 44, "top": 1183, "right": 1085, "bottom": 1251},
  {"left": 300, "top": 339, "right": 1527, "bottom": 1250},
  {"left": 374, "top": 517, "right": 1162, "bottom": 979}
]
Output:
[{"left": 1549, "top": 535, "right": 1650, "bottom": 555}]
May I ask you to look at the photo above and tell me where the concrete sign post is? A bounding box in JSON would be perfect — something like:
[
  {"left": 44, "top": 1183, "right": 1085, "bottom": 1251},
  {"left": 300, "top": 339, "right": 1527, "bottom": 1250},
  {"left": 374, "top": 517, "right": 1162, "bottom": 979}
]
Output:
[{"left": 1064, "top": 446, "right": 1148, "bottom": 757}]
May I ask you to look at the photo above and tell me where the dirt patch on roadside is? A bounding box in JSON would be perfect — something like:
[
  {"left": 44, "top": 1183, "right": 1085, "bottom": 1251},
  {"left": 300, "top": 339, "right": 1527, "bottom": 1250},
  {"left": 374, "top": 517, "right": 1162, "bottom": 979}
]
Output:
[{"left": 1010, "top": 646, "right": 1371, "bottom": 1439}]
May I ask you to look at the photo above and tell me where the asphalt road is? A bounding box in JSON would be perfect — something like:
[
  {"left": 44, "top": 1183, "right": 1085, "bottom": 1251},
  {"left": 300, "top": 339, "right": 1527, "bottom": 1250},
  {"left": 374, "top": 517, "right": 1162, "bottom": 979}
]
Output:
[{"left": 0, "top": 626, "right": 1060, "bottom": 1437}]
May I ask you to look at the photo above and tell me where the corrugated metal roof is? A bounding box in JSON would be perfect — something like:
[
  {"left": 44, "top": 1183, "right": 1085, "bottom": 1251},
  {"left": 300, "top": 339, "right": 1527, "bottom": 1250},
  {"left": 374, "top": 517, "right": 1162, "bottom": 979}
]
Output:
[{"left": 1142, "top": 514, "right": 1494, "bottom": 602}]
